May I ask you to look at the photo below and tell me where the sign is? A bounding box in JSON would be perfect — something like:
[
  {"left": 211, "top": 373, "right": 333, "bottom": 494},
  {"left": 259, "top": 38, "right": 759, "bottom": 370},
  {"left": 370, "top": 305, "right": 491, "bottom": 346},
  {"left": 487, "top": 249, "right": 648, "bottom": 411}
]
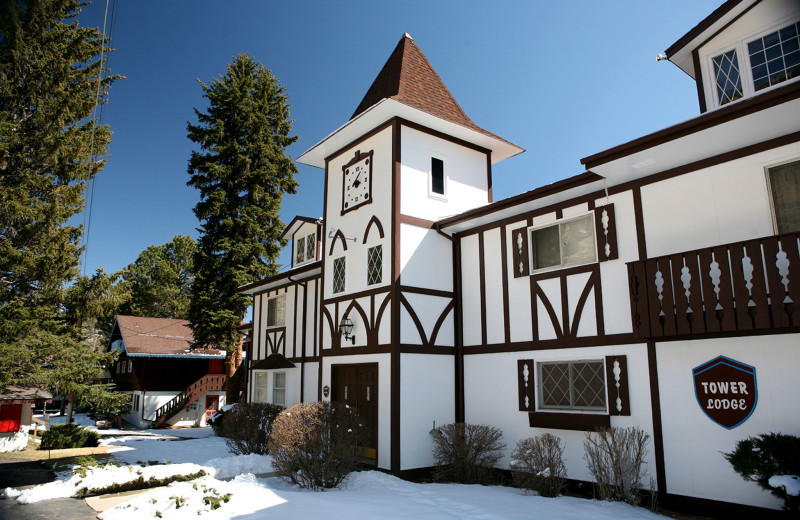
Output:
[{"left": 693, "top": 356, "right": 757, "bottom": 429}]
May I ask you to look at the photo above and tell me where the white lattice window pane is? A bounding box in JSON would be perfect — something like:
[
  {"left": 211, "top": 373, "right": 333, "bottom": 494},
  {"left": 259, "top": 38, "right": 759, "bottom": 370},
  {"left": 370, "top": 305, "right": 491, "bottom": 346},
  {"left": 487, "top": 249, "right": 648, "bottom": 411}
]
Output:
[
  {"left": 539, "top": 360, "right": 606, "bottom": 411},
  {"left": 296, "top": 236, "right": 305, "bottom": 264},
  {"left": 273, "top": 372, "right": 286, "bottom": 407},
  {"left": 305, "top": 233, "right": 316, "bottom": 261},
  {"left": 367, "top": 245, "right": 382, "bottom": 285},
  {"left": 333, "top": 257, "right": 346, "bottom": 293},
  {"left": 540, "top": 363, "right": 570, "bottom": 408},
  {"left": 254, "top": 373, "right": 268, "bottom": 403},
  {"left": 571, "top": 361, "right": 606, "bottom": 409},
  {"left": 561, "top": 215, "right": 595, "bottom": 265},
  {"left": 769, "top": 160, "right": 800, "bottom": 234},
  {"left": 712, "top": 49, "right": 743, "bottom": 105}
]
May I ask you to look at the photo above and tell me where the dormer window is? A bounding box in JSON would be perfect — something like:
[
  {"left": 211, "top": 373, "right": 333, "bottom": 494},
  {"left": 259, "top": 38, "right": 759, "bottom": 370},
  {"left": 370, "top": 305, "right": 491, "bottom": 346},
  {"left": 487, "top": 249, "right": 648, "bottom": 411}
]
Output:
[
  {"left": 747, "top": 21, "right": 800, "bottom": 93},
  {"left": 706, "top": 18, "right": 800, "bottom": 109},
  {"left": 712, "top": 49, "right": 744, "bottom": 106},
  {"left": 295, "top": 232, "right": 316, "bottom": 266}
]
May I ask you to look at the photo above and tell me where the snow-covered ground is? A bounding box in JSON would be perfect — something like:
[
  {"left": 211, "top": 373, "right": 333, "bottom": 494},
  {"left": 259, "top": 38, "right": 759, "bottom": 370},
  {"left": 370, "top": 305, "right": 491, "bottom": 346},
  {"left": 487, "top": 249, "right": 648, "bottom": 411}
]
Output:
[{"left": 3, "top": 413, "right": 667, "bottom": 519}]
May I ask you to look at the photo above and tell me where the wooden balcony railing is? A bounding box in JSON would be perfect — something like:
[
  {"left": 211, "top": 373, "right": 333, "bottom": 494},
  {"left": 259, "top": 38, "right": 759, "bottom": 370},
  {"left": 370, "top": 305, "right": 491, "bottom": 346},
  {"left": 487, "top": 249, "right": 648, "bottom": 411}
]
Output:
[
  {"left": 152, "top": 373, "right": 226, "bottom": 427},
  {"left": 627, "top": 232, "right": 800, "bottom": 339}
]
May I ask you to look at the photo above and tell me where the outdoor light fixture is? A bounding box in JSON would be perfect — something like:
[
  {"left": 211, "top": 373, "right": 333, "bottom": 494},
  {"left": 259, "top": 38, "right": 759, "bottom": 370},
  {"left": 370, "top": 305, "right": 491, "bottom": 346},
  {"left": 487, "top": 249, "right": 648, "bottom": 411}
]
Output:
[{"left": 339, "top": 313, "right": 355, "bottom": 344}]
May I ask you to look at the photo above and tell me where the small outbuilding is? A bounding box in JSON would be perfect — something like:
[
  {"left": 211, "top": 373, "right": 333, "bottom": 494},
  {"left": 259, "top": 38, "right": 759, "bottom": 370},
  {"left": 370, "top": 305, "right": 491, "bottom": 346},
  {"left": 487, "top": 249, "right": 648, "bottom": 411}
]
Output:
[{"left": 0, "top": 387, "right": 51, "bottom": 452}]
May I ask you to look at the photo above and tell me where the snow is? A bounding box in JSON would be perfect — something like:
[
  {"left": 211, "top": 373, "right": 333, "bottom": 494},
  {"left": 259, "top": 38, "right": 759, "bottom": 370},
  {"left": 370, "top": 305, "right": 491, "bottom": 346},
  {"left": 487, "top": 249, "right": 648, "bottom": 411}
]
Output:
[
  {"left": 5, "top": 413, "right": 667, "bottom": 519},
  {"left": 769, "top": 475, "right": 800, "bottom": 497}
]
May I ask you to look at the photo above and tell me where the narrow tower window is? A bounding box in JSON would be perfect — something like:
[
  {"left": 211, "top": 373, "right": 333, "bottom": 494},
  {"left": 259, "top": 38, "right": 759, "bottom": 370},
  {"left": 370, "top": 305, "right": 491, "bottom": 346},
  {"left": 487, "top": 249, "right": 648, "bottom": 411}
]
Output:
[{"left": 431, "top": 157, "right": 445, "bottom": 195}]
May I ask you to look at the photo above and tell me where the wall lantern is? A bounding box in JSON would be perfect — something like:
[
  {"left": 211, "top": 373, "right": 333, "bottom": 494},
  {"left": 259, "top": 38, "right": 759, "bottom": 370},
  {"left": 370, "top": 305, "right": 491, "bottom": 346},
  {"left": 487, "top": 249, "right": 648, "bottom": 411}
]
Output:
[{"left": 339, "top": 313, "right": 355, "bottom": 345}]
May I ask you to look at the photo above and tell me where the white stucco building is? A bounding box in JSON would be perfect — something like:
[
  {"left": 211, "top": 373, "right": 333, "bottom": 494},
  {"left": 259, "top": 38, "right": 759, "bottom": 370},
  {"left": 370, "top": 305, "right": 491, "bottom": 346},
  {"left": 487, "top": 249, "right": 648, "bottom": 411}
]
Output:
[{"left": 238, "top": 0, "right": 800, "bottom": 512}]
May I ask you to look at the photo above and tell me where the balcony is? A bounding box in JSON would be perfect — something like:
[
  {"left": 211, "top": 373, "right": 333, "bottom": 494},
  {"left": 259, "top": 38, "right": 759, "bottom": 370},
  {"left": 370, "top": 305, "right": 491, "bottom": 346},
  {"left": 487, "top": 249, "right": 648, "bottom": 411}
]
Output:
[{"left": 627, "top": 232, "right": 800, "bottom": 339}]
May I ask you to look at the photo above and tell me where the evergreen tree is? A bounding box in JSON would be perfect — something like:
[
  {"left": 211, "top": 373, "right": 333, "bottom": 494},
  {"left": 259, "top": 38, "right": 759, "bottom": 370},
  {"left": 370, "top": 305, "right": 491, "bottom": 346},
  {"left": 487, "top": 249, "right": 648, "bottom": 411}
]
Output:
[
  {"left": 122, "top": 235, "right": 196, "bottom": 319},
  {"left": 0, "top": 0, "right": 119, "bottom": 413},
  {"left": 187, "top": 54, "right": 298, "bottom": 399}
]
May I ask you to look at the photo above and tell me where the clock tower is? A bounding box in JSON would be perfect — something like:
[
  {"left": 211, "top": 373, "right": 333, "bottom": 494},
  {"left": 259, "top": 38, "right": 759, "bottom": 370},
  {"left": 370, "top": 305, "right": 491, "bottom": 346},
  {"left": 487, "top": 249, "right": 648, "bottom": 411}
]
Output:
[{"left": 297, "top": 33, "right": 522, "bottom": 473}]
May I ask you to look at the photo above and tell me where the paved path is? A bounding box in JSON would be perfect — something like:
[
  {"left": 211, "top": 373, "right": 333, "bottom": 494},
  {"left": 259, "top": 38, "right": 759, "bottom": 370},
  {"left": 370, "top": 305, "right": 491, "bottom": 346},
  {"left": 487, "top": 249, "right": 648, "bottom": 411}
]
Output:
[{"left": 0, "top": 458, "right": 98, "bottom": 520}]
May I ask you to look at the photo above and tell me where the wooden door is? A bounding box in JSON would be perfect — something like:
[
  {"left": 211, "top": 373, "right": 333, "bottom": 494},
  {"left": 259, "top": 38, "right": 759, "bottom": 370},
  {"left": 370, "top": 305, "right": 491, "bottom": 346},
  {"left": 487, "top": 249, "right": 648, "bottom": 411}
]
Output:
[
  {"left": 204, "top": 395, "right": 219, "bottom": 423},
  {"left": 332, "top": 364, "right": 378, "bottom": 461}
]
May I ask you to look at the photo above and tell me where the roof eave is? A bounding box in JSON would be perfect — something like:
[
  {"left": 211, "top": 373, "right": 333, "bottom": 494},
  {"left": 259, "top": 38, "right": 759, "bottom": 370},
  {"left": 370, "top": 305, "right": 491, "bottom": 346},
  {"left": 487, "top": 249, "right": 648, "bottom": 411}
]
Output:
[{"left": 297, "top": 99, "right": 524, "bottom": 169}]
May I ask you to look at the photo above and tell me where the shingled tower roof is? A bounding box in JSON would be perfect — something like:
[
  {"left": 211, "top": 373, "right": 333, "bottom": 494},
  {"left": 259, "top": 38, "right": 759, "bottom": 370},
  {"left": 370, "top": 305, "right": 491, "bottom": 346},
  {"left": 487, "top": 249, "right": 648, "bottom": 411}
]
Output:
[{"left": 351, "top": 33, "right": 508, "bottom": 143}]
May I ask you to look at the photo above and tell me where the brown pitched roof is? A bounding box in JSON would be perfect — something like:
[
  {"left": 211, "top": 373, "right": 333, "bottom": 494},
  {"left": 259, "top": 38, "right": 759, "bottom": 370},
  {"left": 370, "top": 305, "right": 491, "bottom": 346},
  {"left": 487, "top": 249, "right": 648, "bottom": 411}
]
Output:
[
  {"left": 115, "top": 315, "right": 225, "bottom": 358},
  {"left": 351, "top": 33, "right": 513, "bottom": 145},
  {"left": 0, "top": 386, "right": 52, "bottom": 401}
]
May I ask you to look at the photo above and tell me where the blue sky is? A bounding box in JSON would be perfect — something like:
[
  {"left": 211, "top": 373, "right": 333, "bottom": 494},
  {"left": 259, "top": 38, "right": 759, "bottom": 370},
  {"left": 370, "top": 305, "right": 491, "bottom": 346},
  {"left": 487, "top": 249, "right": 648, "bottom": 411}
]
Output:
[{"left": 77, "top": 0, "right": 721, "bottom": 275}]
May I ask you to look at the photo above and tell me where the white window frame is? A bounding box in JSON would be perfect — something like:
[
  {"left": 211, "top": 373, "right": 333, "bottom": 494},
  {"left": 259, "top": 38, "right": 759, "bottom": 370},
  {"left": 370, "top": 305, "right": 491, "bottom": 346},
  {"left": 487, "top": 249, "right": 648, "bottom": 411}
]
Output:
[
  {"left": 266, "top": 294, "right": 285, "bottom": 328},
  {"left": 428, "top": 155, "right": 447, "bottom": 201},
  {"left": 537, "top": 359, "right": 607, "bottom": 413},
  {"left": 253, "top": 372, "right": 268, "bottom": 403},
  {"left": 295, "top": 232, "right": 316, "bottom": 266},
  {"left": 765, "top": 157, "right": 800, "bottom": 234},
  {"left": 527, "top": 213, "right": 596, "bottom": 274},
  {"left": 331, "top": 255, "right": 346, "bottom": 294},
  {"left": 272, "top": 372, "right": 286, "bottom": 407},
  {"left": 703, "top": 15, "right": 800, "bottom": 109},
  {"left": 365, "top": 242, "right": 383, "bottom": 287}
]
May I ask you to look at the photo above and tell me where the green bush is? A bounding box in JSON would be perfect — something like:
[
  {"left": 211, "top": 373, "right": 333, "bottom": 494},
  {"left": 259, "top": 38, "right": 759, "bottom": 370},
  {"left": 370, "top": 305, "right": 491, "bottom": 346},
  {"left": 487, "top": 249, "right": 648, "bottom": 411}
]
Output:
[
  {"left": 40, "top": 423, "right": 100, "bottom": 450},
  {"left": 510, "top": 433, "right": 567, "bottom": 497},
  {"left": 724, "top": 433, "right": 800, "bottom": 512},
  {"left": 268, "top": 401, "right": 369, "bottom": 490},
  {"left": 215, "top": 403, "right": 284, "bottom": 455},
  {"left": 430, "top": 423, "right": 506, "bottom": 485}
]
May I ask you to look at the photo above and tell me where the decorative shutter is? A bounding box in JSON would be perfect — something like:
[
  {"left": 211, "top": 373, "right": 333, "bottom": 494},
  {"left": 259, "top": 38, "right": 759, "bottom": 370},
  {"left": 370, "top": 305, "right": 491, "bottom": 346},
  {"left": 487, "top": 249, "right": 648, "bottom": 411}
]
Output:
[
  {"left": 511, "top": 226, "right": 530, "bottom": 278},
  {"left": 594, "top": 204, "right": 618, "bottom": 262},
  {"left": 517, "top": 359, "right": 535, "bottom": 411},
  {"left": 605, "top": 355, "right": 630, "bottom": 416}
]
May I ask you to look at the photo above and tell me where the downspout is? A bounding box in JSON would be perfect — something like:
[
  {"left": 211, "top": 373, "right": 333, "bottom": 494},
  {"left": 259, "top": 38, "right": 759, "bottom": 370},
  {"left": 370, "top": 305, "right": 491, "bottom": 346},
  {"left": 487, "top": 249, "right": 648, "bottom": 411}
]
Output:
[{"left": 140, "top": 358, "right": 147, "bottom": 424}]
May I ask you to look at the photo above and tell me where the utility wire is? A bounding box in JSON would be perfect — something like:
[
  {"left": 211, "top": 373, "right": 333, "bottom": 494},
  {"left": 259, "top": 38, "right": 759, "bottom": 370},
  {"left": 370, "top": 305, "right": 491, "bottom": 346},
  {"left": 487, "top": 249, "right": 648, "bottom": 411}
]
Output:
[{"left": 81, "top": 0, "right": 115, "bottom": 275}]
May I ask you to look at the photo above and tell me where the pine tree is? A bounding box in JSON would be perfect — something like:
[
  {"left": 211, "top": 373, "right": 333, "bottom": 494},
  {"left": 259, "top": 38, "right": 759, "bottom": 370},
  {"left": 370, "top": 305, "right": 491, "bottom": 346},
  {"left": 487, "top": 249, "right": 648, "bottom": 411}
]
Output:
[
  {"left": 122, "top": 235, "right": 196, "bottom": 319},
  {"left": 187, "top": 54, "right": 298, "bottom": 400},
  {"left": 0, "top": 0, "right": 119, "bottom": 414}
]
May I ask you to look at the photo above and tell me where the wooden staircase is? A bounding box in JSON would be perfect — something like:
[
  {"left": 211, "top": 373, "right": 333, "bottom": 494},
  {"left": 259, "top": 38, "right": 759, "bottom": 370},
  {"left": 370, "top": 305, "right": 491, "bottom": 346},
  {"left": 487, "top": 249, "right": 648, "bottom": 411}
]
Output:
[{"left": 152, "top": 373, "right": 226, "bottom": 428}]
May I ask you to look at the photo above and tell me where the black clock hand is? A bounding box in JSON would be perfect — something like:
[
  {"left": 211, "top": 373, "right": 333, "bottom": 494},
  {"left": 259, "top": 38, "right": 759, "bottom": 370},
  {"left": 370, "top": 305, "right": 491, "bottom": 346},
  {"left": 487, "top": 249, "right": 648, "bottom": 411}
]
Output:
[{"left": 352, "top": 171, "right": 361, "bottom": 188}]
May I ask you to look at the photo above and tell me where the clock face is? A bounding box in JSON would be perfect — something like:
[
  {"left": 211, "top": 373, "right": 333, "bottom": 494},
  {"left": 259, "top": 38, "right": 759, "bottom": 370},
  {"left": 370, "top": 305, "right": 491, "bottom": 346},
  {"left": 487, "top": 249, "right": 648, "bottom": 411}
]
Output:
[{"left": 341, "top": 150, "right": 373, "bottom": 214}]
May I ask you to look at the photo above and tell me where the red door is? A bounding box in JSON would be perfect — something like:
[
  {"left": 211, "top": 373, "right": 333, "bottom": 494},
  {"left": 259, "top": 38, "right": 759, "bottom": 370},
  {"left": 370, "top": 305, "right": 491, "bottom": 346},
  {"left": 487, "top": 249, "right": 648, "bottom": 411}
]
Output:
[{"left": 204, "top": 396, "right": 219, "bottom": 423}]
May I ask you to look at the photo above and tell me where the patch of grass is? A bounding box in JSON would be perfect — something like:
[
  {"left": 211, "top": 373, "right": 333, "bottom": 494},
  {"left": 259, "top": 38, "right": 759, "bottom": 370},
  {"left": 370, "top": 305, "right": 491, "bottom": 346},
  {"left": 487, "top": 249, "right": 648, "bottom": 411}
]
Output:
[{"left": 75, "top": 470, "right": 208, "bottom": 497}]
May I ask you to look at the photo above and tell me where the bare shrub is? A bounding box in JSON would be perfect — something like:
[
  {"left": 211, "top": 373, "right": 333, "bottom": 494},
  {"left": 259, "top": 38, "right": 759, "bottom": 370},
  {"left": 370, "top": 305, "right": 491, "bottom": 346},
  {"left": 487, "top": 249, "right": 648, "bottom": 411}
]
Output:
[
  {"left": 268, "top": 401, "right": 369, "bottom": 490},
  {"left": 218, "top": 403, "right": 284, "bottom": 455},
  {"left": 584, "top": 426, "right": 650, "bottom": 504},
  {"left": 510, "top": 433, "right": 567, "bottom": 497},
  {"left": 431, "top": 423, "right": 505, "bottom": 484}
]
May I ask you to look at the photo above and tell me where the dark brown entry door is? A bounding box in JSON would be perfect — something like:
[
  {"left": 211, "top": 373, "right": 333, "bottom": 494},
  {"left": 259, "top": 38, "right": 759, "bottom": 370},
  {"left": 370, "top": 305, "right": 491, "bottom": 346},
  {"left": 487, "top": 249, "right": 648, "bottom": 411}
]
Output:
[{"left": 331, "top": 364, "right": 378, "bottom": 461}]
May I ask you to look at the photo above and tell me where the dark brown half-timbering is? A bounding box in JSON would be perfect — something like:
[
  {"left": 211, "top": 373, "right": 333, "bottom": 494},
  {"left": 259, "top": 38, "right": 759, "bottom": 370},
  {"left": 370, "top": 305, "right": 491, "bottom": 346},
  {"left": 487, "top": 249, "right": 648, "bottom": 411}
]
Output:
[
  {"left": 605, "top": 354, "right": 630, "bottom": 416},
  {"left": 529, "top": 412, "right": 610, "bottom": 431},
  {"left": 594, "top": 204, "right": 618, "bottom": 261},
  {"left": 517, "top": 359, "right": 535, "bottom": 412},
  {"left": 510, "top": 226, "right": 529, "bottom": 278}
]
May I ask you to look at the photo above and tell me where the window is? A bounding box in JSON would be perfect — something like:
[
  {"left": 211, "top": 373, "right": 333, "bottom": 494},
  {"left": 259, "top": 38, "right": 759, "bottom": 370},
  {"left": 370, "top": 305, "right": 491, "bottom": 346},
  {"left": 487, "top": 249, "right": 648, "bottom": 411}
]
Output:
[
  {"left": 332, "top": 256, "right": 346, "bottom": 293},
  {"left": 296, "top": 236, "right": 306, "bottom": 264},
  {"left": 295, "top": 233, "right": 316, "bottom": 265},
  {"left": 266, "top": 295, "right": 285, "bottom": 327},
  {"left": 367, "top": 244, "right": 382, "bottom": 286},
  {"left": 768, "top": 159, "right": 800, "bottom": 234},
  {"left": 530, "top": 214, "right": 595, "bottom": 271},
  {"left": 273, "top": 372, "right": 286, "bottom": 407},
  {"left": 539, "top": 360, "right": 606, "bottom": 412},
  {"left": 748, "top": 21, "right": 800, "bottom": 92},
  {"left": 254, "top": 372, "right": 268, "bottom": 403},
  {"left": 712, "top": 48, "right": 743, "bottom": 105},
  {"left": 431, "top": 157, "right": 445, "bottom": 196},
  {"left": 305, "top": 233, "right": 316, "bottom": 261}
]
